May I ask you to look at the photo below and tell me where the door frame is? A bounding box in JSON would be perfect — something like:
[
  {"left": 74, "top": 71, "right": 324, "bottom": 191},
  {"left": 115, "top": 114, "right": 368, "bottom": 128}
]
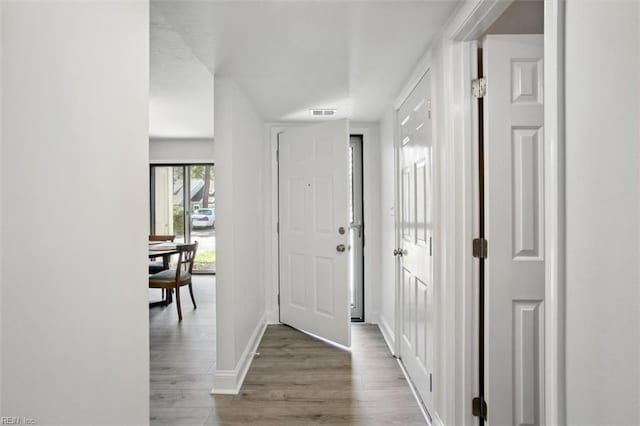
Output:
[
  {"left": 394, "top": 64, "right": 439, "bottom": 419},
  {"left": 393, "top": 52, "right": 435, "bottom": 363},
  {"left": 267, "top": 124, "right": 375, "bottom": 325},
  {"left": 390, "top": 1, "right": 565, "bottom": 424},
  {"left": 349, "top": 134, "right": 365, "bottom": 322}
]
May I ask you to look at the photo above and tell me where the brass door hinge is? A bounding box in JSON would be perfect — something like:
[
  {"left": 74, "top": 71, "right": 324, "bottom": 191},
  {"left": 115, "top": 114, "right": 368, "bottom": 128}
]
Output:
[
  {"left": 472, "top": 397, "right": 488, "bottom": 420},
  {"left": 473, "top": 238, "right": 488, "bottom": 259},
  {"left": 472, "top": 77, "right": 487, "bottom": 98}
]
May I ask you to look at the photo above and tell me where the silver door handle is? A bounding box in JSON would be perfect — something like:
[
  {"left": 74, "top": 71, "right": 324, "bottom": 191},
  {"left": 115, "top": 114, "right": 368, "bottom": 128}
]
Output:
[
  {"left": 336, "top": 244, "right": 346, "bottom": 253},
  {"left": 393, "top": 248, "right": 408, "bottom": 257}
]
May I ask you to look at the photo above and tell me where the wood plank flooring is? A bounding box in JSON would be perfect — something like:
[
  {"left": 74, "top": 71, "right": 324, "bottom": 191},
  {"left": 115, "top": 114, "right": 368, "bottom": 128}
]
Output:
[
  {"left": 150, "top": 276, "right": 218, "bottom": 425},
  {"left": 150, "top": 277, "right": 426, "bottom": 425}
]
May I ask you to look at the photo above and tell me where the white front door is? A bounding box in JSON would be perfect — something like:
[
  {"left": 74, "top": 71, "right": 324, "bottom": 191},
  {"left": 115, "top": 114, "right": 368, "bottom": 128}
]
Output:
[
  {"left": 398, "top": 71, "right": 434, "bottom": 410},
  {"left": 278, "top": 119, "right": 351, "bottom": 347},
  {"left": 483, "top": 35, "right": 545, "bottom": 426}
]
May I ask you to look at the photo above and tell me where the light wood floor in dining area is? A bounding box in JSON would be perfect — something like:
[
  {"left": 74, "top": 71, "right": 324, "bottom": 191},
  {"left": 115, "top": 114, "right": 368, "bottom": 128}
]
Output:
[{"left": 150, "top": 277, "right": 426, "bottom": 425}]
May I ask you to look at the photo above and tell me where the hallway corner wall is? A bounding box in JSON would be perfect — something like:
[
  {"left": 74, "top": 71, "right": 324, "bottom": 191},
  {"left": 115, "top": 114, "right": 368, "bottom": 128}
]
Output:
[{"left": 213, "top": 78, "right": 267, "bottom": 393}]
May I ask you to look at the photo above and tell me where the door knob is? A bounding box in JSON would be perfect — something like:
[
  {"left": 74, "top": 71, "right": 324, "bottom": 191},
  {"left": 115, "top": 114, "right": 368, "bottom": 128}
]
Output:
[
  {"left": 393, "top": 248, "right": 408, "bottom": 257},
  {"left": 336, "top": 244, "right": 346, "bottom": 253}
]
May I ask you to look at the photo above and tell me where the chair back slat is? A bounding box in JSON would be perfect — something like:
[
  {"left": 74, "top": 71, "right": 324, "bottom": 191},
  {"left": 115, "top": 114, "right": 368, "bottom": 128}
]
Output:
[
  {"left": 175, "top": 242, "right": 198, "bottom": 277},
  {"left": 149, "top": 234, "right": 176, "bottom": 242}
]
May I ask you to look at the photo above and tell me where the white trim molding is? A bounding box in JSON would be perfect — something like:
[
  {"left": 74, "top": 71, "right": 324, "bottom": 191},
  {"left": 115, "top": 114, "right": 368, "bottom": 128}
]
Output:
[
  {"left": 543, "top": 1, "right": 566, "bottom": 424},
  {"left": 449, "top": 0, "right": 513, "bottom": 41},
  {"left": 211, "top": 314, "right": 267, "bottom": 395},
  {"left": 378, "top": 323, "right": 433, "bottom": 426},
  {"left": 378, "top": 316, "right": 396, "bottom": 356},
  {"left": 430, "top": 412, "right": 445, "bottom": 426},
  {"left": 394, "top": 51, "right": 433, "bottom": 110}
]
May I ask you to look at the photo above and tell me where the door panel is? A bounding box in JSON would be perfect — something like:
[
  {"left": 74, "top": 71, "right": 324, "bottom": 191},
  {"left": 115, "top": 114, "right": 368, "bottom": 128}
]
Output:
[
  {"left": 279, "top": 120, "right": 350, "bottom": 347},
  {"left": 398, "top": 71, "right": 434, "bottom": 410},
  {"left": 483, "top": 35, "right": 544, "bottom": 426}
]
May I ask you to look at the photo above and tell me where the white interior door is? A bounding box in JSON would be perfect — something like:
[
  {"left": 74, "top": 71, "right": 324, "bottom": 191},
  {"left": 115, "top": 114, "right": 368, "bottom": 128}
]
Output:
[
  {"left": 279, "top": 119, "right": 351, "bottom": 347},
  {"left": 483, "top": 35, "right": 544, "bottom": 426},
  {"left": 398, "top": 71, "right": 434, "bottom": 410}
]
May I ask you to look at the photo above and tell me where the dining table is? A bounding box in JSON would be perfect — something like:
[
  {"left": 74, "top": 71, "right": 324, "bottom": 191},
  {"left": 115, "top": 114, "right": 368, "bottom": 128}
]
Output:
[{"left": 148, "top": 241, "right": 185, "bottom": 307}]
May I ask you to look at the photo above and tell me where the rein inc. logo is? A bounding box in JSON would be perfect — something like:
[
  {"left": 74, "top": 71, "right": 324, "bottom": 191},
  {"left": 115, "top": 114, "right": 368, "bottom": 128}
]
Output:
[{"left": 1, "top": 418, "right": 36, "bottom": 425}]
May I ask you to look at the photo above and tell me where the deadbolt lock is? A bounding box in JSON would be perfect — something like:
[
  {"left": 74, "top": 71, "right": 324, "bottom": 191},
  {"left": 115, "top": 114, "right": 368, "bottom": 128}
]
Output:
[{"left": 338, "top": 227, "right": 346, "bottom": 235}]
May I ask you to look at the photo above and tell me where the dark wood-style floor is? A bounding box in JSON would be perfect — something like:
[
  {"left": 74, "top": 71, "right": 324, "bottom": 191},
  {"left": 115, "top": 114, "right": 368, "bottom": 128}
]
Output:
[{"left": 150, "top": 277, "right": 426, "bottom": 425}]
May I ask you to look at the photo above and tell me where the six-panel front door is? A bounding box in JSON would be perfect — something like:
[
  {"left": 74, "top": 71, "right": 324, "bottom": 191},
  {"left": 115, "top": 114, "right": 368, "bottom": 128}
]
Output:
[
  {"left": 278, "top": 119, "right": 351, "bottom": 347},
  {"left": 483, "top": 35, "right": 545, "bottom": 426},
  {"left": 398, "top": 71, "right": 434, "bottom": 410}
]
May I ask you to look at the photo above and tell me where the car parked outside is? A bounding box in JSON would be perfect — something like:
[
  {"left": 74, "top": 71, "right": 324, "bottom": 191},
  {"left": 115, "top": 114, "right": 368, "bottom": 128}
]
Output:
[{"left": 191, "top": 208, "right": 215, "bottom": 228}]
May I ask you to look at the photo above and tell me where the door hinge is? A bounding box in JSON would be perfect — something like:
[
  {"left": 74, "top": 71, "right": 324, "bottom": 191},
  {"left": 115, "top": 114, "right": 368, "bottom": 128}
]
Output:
[
  {"left": 276, "top": 148, "right": 279, "bottom": 162},
  {"left": 427, "top": 99, "right": 432, "bottom": 120},
  {"left": 429, "top": 236, "right": 433, "bottom": 256},
  {"left": 429, "top": 373, "right": 433, "bottom": 392},
  {"left": 277, "top": 222, "right": 279, "bottom": 233},
  {"left": 472, "top": 77, "right": 487, "bottom": 98},
  {"left": 472, "top": 397, "right": 488, "bottom": 420},
  {"left": 277, "top": 294, "right": 280, "bottom": 306},
  {"left": 472, "top": 238, "right": 488, "bottom": 259}
]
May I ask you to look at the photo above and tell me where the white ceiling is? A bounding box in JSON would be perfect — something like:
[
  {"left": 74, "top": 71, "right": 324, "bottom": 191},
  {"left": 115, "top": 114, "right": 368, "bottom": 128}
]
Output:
[
  {"left": 150, "top": 7, "right": 214, "bottom": 139},
  {"left": 150, "top": 0, "right": 459, "bottom": 138}
]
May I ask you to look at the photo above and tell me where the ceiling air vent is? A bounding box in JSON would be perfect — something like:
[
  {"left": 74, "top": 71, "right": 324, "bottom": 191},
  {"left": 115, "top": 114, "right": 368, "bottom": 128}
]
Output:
[{"left": 310, "top": 108, "right": 336, "bottom": 117}]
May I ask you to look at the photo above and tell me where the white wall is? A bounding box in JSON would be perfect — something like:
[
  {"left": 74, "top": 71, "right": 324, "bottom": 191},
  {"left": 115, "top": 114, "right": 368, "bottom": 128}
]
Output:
[
  {"left": 378, "top": 110, "right": 397, "bottom": 345},
  {"left": 1, "top": 2, "right": 149, "bottom": 424},
  {"left": 213, "top": 78, "right": 266, "bottom": 392},
  {"left": 149, "top": 137, "right": 214, "bottom": 164},
  {"left": 565, "top": 2, "right": 640, "bottom": 424},
  {"left": 0, "top": 1, "right": 3, "bottom": 414}
]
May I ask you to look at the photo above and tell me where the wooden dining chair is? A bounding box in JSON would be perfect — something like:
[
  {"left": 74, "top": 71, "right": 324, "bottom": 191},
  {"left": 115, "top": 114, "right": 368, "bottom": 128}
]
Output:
[{"left": 149, "top": 242, "right": 198, "bottom": 321}]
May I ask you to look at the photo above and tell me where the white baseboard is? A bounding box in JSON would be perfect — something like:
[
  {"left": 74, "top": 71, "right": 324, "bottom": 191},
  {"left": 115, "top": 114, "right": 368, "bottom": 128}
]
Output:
[
  {"left": 396, "top": 358, "right": 434, "bottom": 426},
  {"left": 431, "top": 412, "right": 445, "bottom": 426},
  {"left": 211, "top": 313, "right": 267, "bottom": 395},
  {"left": 378, "top": 315, "right": 396, "bottom": 356}
]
